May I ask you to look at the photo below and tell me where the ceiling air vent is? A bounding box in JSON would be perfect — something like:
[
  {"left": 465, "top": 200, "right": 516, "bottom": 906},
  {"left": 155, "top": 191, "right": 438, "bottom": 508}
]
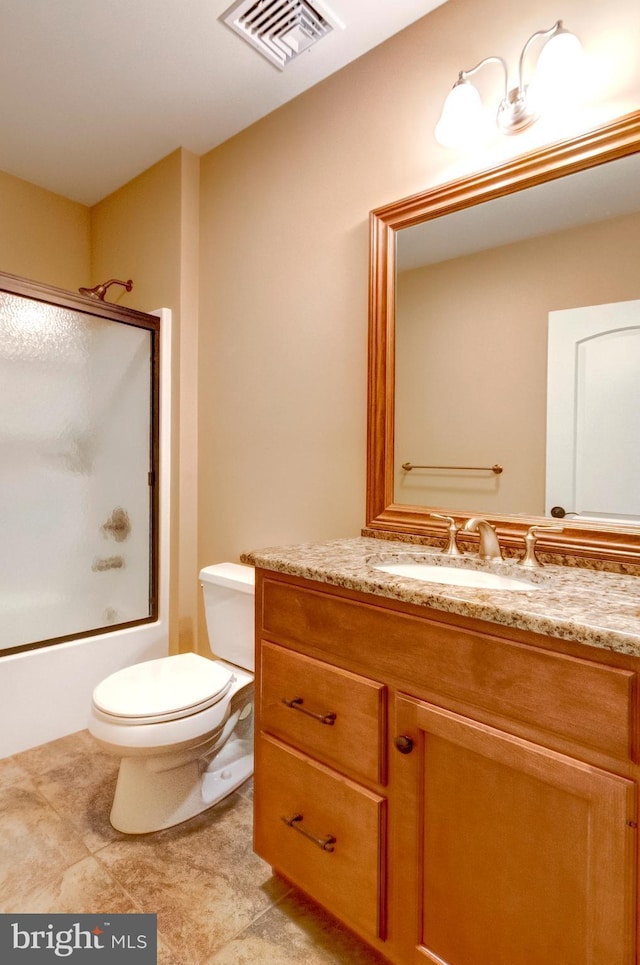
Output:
[{"left": 221, "top": 0, "right": 344, "bottom": 70}]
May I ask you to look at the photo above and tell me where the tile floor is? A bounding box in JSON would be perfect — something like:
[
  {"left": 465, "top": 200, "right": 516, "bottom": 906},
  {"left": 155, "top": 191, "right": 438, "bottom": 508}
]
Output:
[{"left": 0, "top": 730, "right": 389, "bottom": 964}]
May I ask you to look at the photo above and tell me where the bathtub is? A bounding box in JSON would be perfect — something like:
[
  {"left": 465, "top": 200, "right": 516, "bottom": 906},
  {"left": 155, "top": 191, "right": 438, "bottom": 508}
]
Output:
[
  {"left": 0, "top": 620, "right": 168, "bottom": 757},
  {"left": 0, "top": 309, "right": 172, "bottom": 759}
]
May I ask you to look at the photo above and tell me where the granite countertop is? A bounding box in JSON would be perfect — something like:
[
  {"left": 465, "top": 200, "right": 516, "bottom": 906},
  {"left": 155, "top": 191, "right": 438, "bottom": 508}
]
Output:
[{"left": 243, "top": 536, "right": 640, "bottom": 658}]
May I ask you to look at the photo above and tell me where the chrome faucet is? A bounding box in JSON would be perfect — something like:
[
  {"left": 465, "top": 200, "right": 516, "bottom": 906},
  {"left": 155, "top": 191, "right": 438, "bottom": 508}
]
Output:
[{"left": 463, "top": 517, "right": 502, "bottom": 560}]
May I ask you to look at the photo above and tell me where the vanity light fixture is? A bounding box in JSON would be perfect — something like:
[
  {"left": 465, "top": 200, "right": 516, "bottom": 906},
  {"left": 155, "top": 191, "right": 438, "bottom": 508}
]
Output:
[{"left": 435, "top": 20, "right": 584, "bottom": 148}]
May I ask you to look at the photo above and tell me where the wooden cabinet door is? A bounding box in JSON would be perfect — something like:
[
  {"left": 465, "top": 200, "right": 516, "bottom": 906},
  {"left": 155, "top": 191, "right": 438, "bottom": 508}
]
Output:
[{"left": 392, "top": 694, "right": 637, "bottom": 965}]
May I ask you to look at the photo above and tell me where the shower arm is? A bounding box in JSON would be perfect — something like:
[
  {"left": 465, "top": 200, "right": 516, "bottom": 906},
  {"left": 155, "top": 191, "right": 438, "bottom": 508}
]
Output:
[{"left": 78, "top": 278, "right": 133, "bottom": 301}]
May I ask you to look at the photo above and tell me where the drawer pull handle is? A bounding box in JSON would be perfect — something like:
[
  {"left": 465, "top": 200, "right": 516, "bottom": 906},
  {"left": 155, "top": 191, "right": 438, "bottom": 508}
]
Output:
[
  {"left": 281, "top": 813, "right": 336, "bottom": 852},
  {"left": 282, "top": 697, "right": 337, "bottom": 726}
]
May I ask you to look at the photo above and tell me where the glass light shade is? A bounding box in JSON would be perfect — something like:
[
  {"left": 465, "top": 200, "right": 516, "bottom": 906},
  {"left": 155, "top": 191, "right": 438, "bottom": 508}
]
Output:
[
  {"left": 530, "top": 29, "right": 585, "bottom": 112},
  {"left": 435, "top": 81, "right": 486, "bottom": 148}
]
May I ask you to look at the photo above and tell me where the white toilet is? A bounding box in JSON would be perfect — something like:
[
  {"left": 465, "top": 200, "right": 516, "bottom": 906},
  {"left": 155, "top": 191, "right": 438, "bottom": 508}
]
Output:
[{"left": 89, "top": 562, "right": 255, "bottom": 834}]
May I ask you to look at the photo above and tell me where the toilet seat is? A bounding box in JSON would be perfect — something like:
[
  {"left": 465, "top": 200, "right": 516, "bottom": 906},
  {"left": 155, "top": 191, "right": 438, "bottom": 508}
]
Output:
[{"left": 92, "top": 653, "right": 234, "bottom": 725}]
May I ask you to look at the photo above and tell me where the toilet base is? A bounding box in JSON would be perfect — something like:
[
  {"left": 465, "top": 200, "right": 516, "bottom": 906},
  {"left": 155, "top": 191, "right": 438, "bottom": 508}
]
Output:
[
  {"left": 109, "top": 735, "right": 254, "bottom": 834},
  {"left": 202, "top": 736, "right": 253, "bottom": 804}
]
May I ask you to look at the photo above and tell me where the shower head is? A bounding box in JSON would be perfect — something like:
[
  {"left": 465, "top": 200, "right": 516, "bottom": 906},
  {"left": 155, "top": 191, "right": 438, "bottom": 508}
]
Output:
[{"left": 78, "top": 278, "right": 133, "bottom": 301}]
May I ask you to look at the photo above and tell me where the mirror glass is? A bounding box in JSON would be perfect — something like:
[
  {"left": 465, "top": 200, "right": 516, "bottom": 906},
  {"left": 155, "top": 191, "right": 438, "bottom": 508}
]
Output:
[
  {"left": 394, "top": 152, "right": 640, "bottom": 522},
  {"left": 367, "top": 112, "right": 640, "bottom": 561}
]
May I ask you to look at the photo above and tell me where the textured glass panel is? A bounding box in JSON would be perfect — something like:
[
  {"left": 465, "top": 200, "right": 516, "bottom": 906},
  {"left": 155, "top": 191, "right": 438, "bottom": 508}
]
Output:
[{"left": 0, "top": 291, "right": 152, "bottom": 651}]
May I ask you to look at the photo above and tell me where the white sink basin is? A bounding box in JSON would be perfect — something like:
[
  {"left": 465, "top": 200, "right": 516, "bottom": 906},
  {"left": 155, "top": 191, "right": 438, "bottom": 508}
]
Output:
[{"left": 373, "top": 561, "right": 539, "bottom": 592}]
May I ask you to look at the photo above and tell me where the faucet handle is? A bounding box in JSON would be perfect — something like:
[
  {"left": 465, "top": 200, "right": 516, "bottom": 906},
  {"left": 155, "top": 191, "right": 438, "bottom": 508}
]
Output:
[
  {"left": 518, "top": 525, "right": 564, "bottom": 569},
  {"left": 430, "top": 513, "right": 464, "bottom": 556}
]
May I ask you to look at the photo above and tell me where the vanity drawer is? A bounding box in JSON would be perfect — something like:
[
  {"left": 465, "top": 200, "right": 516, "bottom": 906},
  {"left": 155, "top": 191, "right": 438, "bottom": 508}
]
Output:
[
  {"left": 254, "top": 733, "right": 386, "bottom": 941},
  {"left": 259, "top": 641, "right": 387, "bottom": 785}
]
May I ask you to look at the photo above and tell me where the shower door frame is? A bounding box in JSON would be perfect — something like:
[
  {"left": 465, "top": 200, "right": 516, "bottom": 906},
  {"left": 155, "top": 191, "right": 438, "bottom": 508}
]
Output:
[{"left": 0, "top": 269, "right": 160, "bottom": 654}]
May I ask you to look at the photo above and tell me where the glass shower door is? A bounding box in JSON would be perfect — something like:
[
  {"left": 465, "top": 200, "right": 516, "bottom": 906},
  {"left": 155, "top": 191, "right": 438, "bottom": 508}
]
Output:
[{"left": 0, "top": 278, "right": 158, "bottom": 654}]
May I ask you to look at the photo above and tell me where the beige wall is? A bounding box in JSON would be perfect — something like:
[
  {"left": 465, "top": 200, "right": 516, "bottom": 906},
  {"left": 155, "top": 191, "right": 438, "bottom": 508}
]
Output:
[
  {"left": 197, "top": 0, "right": 640, "bottom": 630},
  {"left": 0, "top": 169, "right": 90, "bottom": 289},
  {"left": 90, "top": 150, "right": 184, "bottom": 315},
  {"left": 396, "top": 211, "right": 640, "bottom": 515}
]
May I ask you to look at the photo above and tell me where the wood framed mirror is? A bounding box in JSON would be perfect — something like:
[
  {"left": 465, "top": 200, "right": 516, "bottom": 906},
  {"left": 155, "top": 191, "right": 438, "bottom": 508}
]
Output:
[{"left": 366, "top": 110, "right": 640, "bottom": 564}]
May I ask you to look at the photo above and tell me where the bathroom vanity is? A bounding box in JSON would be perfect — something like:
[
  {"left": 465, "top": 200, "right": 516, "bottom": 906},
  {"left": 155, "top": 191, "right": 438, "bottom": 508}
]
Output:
[
  {"left": 246, "top": 109, "right": 640, "bottom": 965},
  {"left": 246, "top": 538, "right": 640, "bottom": 965}
]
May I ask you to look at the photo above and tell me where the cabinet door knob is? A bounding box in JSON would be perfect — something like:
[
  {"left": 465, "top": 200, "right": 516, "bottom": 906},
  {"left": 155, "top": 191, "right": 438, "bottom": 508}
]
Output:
[{"left": 394, "top": 735, "right": 414, "bottom": 754}]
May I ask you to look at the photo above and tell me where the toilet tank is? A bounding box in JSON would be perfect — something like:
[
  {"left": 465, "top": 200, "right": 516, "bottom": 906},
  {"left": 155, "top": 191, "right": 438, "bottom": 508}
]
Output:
[{"left": 199, "top": 563, "right": 255, "bottom": 672}]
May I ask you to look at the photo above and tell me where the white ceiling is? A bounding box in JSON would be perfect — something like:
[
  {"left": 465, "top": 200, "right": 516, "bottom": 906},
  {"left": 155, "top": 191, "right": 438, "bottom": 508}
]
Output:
[{"left": 0, "top": 0, "right": 447, "bottom": 205}]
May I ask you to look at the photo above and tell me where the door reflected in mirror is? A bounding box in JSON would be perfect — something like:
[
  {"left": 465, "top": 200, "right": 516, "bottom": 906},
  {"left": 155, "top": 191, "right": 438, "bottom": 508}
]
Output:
[{"left": 545, "top": 299, "right": 640, "bottom": 524}]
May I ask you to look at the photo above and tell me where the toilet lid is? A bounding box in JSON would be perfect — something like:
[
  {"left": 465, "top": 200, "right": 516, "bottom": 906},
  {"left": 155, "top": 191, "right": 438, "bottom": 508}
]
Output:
[{"left": 92, "top": 653, "right": 234, "bottom": 723}]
